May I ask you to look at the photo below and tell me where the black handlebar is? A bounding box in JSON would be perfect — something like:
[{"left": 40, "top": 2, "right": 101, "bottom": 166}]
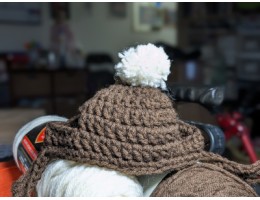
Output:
[
  {"left": 165, "top": 85, "right": 226, "bottom": 155},
  {"left": 169, "top": 86, "right": 225, "bottom": 107},
  {"left": 186, "top": 120, "right": 225, "bottom": 155}
]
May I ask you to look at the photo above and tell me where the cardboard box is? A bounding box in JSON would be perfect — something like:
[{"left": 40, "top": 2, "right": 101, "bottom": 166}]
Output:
[
  {"left": 11, "top": 73, "right": 51, "bottom": 97},
  {"left": 54, "top": 71, "right": 87, "bottom": 95},
  {"left": 176, "top": 102, "right": 217, "bottom": 125}
]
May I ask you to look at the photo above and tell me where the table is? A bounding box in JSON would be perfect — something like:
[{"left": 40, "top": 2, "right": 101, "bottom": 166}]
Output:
[{"left": 0, "top": 108, "right": 45, "bottom": 145}]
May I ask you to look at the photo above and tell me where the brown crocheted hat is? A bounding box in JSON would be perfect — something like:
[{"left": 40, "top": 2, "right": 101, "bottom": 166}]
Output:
[
  {"left": 12, "top": 44, "right": 260, "bottom": 197},
  {"left": 44, "top": 84, "right": 205, "bottom": 175}
]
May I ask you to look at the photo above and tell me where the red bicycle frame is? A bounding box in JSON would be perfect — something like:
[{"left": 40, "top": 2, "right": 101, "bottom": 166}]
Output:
[{"left": 217, "top": 111, "right": 258, "bottom": 163}]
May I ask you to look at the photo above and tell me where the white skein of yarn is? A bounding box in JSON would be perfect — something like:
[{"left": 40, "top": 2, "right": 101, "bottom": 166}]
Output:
[
  {"left": 115, "top": 43, "right": 171, "bottom": 90},
  {"left": 36, "top": 160, "right": 143, "bottom": 197}
]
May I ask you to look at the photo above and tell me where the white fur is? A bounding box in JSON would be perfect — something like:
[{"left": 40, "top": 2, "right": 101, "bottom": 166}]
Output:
[
  {"left": 36, "top": 160, "right": 143, "bottom": 197},
  {"left": 115, "top": 43, "right": 171, "bottom": 90}
]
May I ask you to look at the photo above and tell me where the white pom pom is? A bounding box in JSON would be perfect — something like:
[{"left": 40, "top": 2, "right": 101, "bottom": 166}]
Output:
[
  {"left": 115, "top": 43, "right": 171, "bottom": 90},
  {"left": 36, "top": 160, "right": 143, "bottom": 197}
]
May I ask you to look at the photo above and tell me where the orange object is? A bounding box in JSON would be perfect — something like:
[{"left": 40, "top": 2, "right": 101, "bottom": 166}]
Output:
[{"left": 0, "top": 160, "right": 22, "bottom": 197}]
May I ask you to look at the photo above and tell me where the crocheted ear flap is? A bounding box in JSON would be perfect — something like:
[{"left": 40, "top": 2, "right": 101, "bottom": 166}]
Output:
[{"left": 115, "top": 43, "right": 171, "bottom": 90}]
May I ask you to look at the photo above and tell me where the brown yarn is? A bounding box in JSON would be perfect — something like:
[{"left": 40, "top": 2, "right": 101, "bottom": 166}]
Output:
[
  {"left": 12, "top": 84, "right": 260, "bottom": 196},
  {"left": 151, "top": 163, "right": 258, "bottom": 197}
]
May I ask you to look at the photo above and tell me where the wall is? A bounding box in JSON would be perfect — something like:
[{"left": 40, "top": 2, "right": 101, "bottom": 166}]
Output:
[
  {"left": 70, "top": 2, "right": 177, "bottom": 60},
  {"left": 0, "top": 2, "right": 177, "bottom": 60},
  {"left": 0, "top": 3, "right": 50, "bottom": 52}
]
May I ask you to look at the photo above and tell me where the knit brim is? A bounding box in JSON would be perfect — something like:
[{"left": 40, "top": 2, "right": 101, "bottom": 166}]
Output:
[{"left": 43, "top": 116, "right": 205, "bottom": 176}]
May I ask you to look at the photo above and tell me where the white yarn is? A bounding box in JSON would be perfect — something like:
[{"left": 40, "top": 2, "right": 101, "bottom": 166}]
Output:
[
  {"left": 36, "top": 159, "right": 143, "bottom": 197},
  {"left": 115, "top": 43, "right": 171, "bottom": 90},
  {"left": 138, "top": 172, "right": 169, "bottom": 197}
]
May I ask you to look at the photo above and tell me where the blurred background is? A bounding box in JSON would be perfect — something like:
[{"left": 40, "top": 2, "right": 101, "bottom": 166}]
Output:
[{"left": 0, "top": 2, "right": 260, "bottom": 163}]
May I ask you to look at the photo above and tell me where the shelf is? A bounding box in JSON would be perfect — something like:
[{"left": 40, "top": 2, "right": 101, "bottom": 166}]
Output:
[
  {"left": 8, "top": 68, "right": 88, "bottom": 73},
  {"left": 238, "top": 52, "right": 260, "bottom": 60},
  {"left": 8, "top": 69, "right": 89, "bottom": 117}
]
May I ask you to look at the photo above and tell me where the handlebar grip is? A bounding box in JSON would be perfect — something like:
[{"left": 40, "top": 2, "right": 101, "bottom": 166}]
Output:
[
  {"left": 186, "top": 120, "right": 226, "bottom": 155},
  {"left": 171, "top": 86, "right": 224, "bottom": 106}
]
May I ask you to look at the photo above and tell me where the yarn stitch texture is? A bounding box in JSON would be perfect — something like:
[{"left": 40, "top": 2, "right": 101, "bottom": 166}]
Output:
[
  {"left": 151, "top": 163, "right": 258, "bottom": 196},
  {"left": 12, "top": 84, "right": 260, "bottom": 196}
]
